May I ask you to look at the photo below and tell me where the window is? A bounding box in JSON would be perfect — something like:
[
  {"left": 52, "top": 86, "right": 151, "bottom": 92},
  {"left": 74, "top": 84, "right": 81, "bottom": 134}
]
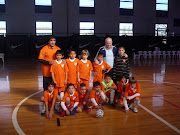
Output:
[
  {"left": 35, "top": 0, "right": 51, "bottom": 6},
  {"left": 80, "top": 22, "right": 94, "bottom": 35},
  {"left": 119, "top": 23, "right": 133, "bottom": 36},
  {"left": 0, "top": 0, "right": 5, "bottom": 4},
  {"left": 36, "top": 21, "right": 52, "bottom": 35},
  {"left": 155, "top": 24, "right": 167, "bottom": 36},
  {"left": 0, "top": 21, "right": 6, "bottom": 35},
  {"left": 120, "top": 0, "right": 133, "bottom": 9},
  {"left": 79, "top": 0, "right": 94, "bottom": 7},
  {"left": 156, "top": 0, "right": 168, "bottom": 11}
]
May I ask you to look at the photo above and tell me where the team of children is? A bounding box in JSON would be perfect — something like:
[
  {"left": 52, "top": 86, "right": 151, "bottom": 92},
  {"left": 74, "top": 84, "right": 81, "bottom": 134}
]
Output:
[{"left": 40, "top": 46, "right": 141, "bottom": 119}]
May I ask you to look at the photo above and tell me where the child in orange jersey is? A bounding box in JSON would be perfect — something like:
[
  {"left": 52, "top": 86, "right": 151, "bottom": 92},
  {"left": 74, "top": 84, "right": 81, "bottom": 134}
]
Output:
[
  {"left": 87, "top": 81, "right": 106, "bottom": 113},
  {"left": 50, "top": 50, "right": 69, "bottom": 100},
  {"left": 93, "top": 52, "right": 111, "bottom": 83},
  {"left": 61, "top": 83, "right": 82, "bottom": 116},
  {"left": 117, "top": 76, "right": 129, "bottom": 107},
  {"left": 78, "top": 83, "right": 89, "bottom": 109},
  {"left": 66, "top": 49, "right": 79, "bottom": 88},
  {"left": 77, "top": 49, "right": 93, "bottom": 89},
  {"left": 40, "top": 82, "right": 61, "bottom": 119},
  {"left": 101, "top": 73, "right": 117, "bottom": 107},
  {"left": 123, "top": 77, "right": 141, "bottom": 113}
]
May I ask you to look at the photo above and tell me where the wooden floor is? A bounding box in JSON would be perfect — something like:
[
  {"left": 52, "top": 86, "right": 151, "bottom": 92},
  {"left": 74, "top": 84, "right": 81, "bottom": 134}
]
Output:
[{"left": 0, "top": 58, "right": 180, "bottom": 135}]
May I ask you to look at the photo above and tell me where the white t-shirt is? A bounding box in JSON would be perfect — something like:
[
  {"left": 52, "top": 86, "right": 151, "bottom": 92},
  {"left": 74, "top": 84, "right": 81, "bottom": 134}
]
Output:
[{"left": 105, "top": 48, "right": 114, "bottom": 68}]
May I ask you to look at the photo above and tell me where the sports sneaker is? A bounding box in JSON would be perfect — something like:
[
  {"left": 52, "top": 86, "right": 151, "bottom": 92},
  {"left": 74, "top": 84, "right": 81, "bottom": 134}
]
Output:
[
  {"left": 110, "top": 103, "right": 116, "bottom": 108},
  {"left": 133, "top": 106, "right": 138, "bottom": 113},
  {"left": 87, "top": 107, "right": 92, "bottom": 113},
  {"left": 40, "top": 109, "right": 46, "bottom": 115}
]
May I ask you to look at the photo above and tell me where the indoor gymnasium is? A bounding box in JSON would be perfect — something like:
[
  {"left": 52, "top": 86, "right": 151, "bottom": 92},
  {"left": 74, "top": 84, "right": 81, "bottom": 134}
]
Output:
[{"left": 0, "top": 0, "right": 180, "bottom": 135}]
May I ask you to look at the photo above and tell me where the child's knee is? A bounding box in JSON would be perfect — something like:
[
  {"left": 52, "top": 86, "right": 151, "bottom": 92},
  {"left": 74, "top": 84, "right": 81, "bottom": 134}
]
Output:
[
  {"left": 65, "top": 97, "right": 70, "bottom": 105},
  {"left": 135, "top": 97, "right": 140, "bottom": 101},
  {"left": 77, "top": 107, "right": 82, "bottom": 113},
  {"left": 40, "top": 96, "right": 44, "bottom": 102},
  {"left": 56, "top": 95, "right": 61, "bottom": 102}
]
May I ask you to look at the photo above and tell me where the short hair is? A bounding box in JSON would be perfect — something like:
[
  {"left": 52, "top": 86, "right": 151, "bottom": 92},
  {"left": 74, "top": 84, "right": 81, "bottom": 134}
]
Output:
[
  {"left": 47, "top": 81, "right": 55, "bottom": 87},
  {"left": 129, "top": 77, "right": 137, "bottom": 84},
  {"left": 118, "top": 46, "right": 125, "bottom": 51},
  {"left": 81, "top": 49, "right": 90, "bottom": 56},
  {"left": 94, "top": 81, "right": 101, "bottom": 87},
  {"left": 105, "top": 37, "right": 112, "bottom": 43},
  {"left": 67, "top": 83, "right": 74, "bottom": 88},
  {"left": 48, "top": 35, "right": 56, "bottom": 41},
  {"left": 104, "top": 73, "right": 112, "bottom": 78},
  {"left": 56, "top": 50, "right": 64, "bottom": 55},
  {"left": 80, "top": 83, "right": 86, "bottom": 88},
  {"left": 97, "top": 52, "right": 104, "bottom": 57},
  {"left": 68, "top": 49, "right": 77, "bottom": 54}
]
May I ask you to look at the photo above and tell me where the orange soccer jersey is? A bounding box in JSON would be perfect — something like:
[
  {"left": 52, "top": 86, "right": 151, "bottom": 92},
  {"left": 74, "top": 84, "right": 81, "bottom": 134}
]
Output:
[
  {"left": 38, "top": 45, "right": 61, "bottom": 77},
  {"left": 117, "top": 82, "right": 129, "bottom": 104},
  {"left": 50, "top": 60, "right": 69, "bottom": 91},
  {"left": 62, "top": 91, "right": 79, "bottom": 106},
  {"left": 77, "top": 60, "right": 93, "bottom": 81},
  {"left": 44, "top": 89, "right": 58, "bottom": 102},
  {"left": 78, "top": 90, "right": 88, "bottom": 106},
  {"left": 89, "top": 89, "right": 101, "bottom": 106},
  {"left": 124, "top": 83, "right": 141, "bottom": 99},
  {"left": 66, "top": 58, "right": 79, "bottom": 88},
  {"left": 93, "top": 61, "right": 111, "bottom": 83}
]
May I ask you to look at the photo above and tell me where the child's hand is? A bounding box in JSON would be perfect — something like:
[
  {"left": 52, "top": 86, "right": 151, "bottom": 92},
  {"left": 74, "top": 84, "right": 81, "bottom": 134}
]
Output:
[
  {"left": 62, "top": 59, "right": 66, "bottom": 64},
  {"left": 64, "top": 80, "right": 67, "bottom": 85},
  {"left": 49, "top": 60, "right": 55, "bottom": 65},
  {"left": 125, "top": 109, "right": 130, "bottom": 113},
  {"left": 78, "top": 78, "right": 81, "bottom": 83},
  {"left": 124, "top": 53, "right": 128, "bottom": 58},
  {"left": 45, "top": 112, "right": 49, "bottom": 119},
  {"left": 95, "top": 59, "right": 99, "bottom": 65},
  {"left": 48, "top": 111, "right": 53, "bottom": 119},
  {"left": 66, "top": 110, "right": 70, "bottom": 116},
  {"left": 54, "top": 81, "right": 57, "bottom": 84},
  {"left": 70, "top": 107, "right": 74, "bottom": 111},
  {"left": 94, "top": 72, "right": 98, "bottom": 76}
]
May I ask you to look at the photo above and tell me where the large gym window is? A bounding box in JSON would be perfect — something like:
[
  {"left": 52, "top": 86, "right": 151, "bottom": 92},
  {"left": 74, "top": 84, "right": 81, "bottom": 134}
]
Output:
[
  {"left": 80, "top": 22, "right": 94, "bottom": 35},
  {"left": 35, "top": 0, "right": 51, "bottom": 6},
  {"left": 79, "top": 0, "right": 95, "bottom": 14},
  {"left": 155, "top": 24, "right": 167, "bottom": 36},
  {"left": 0, "top": 0, "right": 5, "bottom": 4},
  {"left": 156, "top": 0, "right": 168, "bottom": 11},
  {"left": 36, "top": 21, "right": 52, "bottom": 36},
  {"left": 119, "top": 23, "right": 133, "bottom": 36},
  {"left": 79, "top": 0, "right": 94, "bottom": 7},
  {"left": 0, "top": 21, "right": 6, "bottom": 35},
  {"left": 120, "top": 0, "right": 133, "bottom": 9}
]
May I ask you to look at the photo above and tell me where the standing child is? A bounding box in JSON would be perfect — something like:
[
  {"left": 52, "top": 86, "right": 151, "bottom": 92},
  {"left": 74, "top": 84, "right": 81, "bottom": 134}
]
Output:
[
  {"left": 50, "top": 50, "right": 69, "bottom": 100},
  {"left": 77, "top": 49, "right": 93, "bottom": 89},
  {"left": 117, "top": 76, "right": 129, "bottom": 106},
  {"left": 66, "top": 49, "right": 79, "bottom": 88},
  {"left": 87, "top": 81, "right": 106, "bottom": 113},
  {"left": 123, "top": 77, "right": 141, "bottom": 113},
  {"left": 61, "top": 84, "right": 82, "bottom": 116},
  {"left": 113, "top": 46, "right": 130, "bottom": 85},
  {"left": 40, "top": 82, "right": 61, "bottom": 119},
  {"left": 93, "top": 52, "right": 112, "bottom": 83},
  {"left": 101, "top": 73, "right": 117, "bottom": 107},
  {"left": 78, "top": 83, "right": 89, "bottom": 110}
]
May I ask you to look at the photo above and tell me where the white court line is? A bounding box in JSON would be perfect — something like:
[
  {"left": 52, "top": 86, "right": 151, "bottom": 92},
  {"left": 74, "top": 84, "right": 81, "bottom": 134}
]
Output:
[
  {"left": 139, "top": 80, "right": 180, "bottom": 86},
  {"left": 12, "top": 90, "right": 43, "bottom": 135},
  {"left": 139, "top": 104, "right": 180, "bottom": 134}
]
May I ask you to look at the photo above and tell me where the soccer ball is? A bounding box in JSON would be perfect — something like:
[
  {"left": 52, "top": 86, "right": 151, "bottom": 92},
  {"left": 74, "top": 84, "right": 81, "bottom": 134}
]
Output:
[{"left": 95, "top": 109, "right": 104, "bottom": 118}]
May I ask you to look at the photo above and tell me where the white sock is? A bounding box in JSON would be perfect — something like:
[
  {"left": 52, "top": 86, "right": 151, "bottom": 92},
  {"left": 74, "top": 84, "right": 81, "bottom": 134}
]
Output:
[
  {"left": 60, "top": 92, "right": 64, "bottom": 101},
  {"left": 123, "top": 98, "right": 129, "bottom": 110},
  {"left": 40, "top": 102, "right": 45, "bottom": 112},
  {"left": 134, "top": 100, "right": 140, "bottom": 108},
  {"left": 110, "top": 90, "right": 115, "bottom": 104}
]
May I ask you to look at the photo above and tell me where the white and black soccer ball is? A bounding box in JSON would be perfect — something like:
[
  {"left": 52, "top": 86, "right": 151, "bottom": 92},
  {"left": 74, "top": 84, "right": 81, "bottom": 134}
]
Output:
[{"left": 95, "top": 109, "right": 104, "bottom": 118}]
